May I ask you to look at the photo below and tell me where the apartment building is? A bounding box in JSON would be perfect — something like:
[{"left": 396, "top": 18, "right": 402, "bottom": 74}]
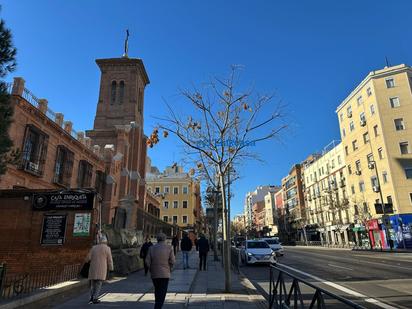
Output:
[
  {"left": 303, "top": 141, "right": 350, "bottom": 245},
  {"left": 243, "top": 185, "right": 278, "bottom": 229},
  {"left": 336, "top": 64, "right": 412, "bottom": 249},
  {"left": 252, "top": 201, "right": 265, "bottom": 232},
  {"left": 263, "top": 188, "right": 281, "bottom": 236},
  {"left": 146, "top": 163, "right": 202, "bottom": 231}
]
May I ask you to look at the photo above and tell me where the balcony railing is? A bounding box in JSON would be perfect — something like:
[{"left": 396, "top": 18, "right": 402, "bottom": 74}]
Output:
[{"left": 6, "top": 81, "right": 84, "bottom": 144}]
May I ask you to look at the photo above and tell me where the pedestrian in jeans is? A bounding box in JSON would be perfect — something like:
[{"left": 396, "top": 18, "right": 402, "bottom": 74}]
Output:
[
  {"left": 86, "top": 235, "right": 114, "bottom": 304},
  {"left": 146, "top": 233, "right": 175, "bottom": 309},
  {"left": 196, "top": 234, "right": 209, "bottom": 271},
  {"left": 180, "top": 233, "right": 192, "bottom": 269},
  {"left": 140, "top": 235, "right": 153, "bottom": 276}
]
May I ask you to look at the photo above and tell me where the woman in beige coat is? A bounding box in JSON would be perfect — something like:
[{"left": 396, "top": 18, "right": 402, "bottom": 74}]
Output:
[{"left": 86, "top": 235, "right": 114, "bottom": 304}]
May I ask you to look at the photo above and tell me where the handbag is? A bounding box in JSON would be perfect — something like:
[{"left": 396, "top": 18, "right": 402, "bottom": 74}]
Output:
[{"left": 80, "top": 262, "right": 90, "bottom": 278}]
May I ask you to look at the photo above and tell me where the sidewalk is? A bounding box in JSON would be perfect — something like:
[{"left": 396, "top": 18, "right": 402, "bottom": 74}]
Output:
[{"left": 53, "top": 250, "right": 265, "bottom": 308}]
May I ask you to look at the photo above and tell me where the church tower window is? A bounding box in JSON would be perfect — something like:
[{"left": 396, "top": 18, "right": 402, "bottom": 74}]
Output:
[
  {"left": 119, "top": 81, "right": 125, "bottom": 104},
  {"left": 110, "top": 81, "right": 117, "bottom": 105}
]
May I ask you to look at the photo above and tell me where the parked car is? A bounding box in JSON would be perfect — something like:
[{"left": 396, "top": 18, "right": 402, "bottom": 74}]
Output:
[
  {"left": 241, "top": 240, "right": 277, "bottom": 265},
  {"left": 262, "top": 238, "right": 284, "bottom": 256}
]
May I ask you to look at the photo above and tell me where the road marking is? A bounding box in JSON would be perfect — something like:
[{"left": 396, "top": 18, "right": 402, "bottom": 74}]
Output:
[
  {"left": 290, "top": 250, "right": 412, "bottom": 272},
  {"left": 277, "top": 263, "right": 397, "bottom": 309},
  {"left": 327, "top": 263, "right": 353, "bottom": 271}
]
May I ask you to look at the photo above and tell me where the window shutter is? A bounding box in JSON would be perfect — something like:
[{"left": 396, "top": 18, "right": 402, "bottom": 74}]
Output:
[
  {"left": 64, "top": 149, "right": 74, "bottom": 188},
  {"left": 38, "top": 133, "right": 49, "bottom": 175}
]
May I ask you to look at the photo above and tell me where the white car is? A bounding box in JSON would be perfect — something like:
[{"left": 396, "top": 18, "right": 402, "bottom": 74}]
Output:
[
  {"left": 262, "top": 238, "right": 284, "bottom": 256},
  {"left": 242, "top": 240, "right": 277, "bottom": 265}
]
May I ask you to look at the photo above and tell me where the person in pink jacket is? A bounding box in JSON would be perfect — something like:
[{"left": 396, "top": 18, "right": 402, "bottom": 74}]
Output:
[{"left": 86, "top": 235, "right": 114, "bottom": 304}]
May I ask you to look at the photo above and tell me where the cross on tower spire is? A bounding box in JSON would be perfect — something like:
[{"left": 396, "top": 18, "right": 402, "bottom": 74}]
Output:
[{"left": 123, "top": 29, "right": 130, "bottom": 58}]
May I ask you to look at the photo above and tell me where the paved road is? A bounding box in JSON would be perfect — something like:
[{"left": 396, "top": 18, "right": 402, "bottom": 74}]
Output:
[{"left": 241, "top": 246, "right": 412, "bottom": 309}]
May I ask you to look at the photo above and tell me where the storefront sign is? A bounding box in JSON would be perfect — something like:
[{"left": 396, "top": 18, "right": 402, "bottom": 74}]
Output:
[
  {"left": 367, "top": 219, "right": 379, "bottom": 231},
  {"left": 33, "top": 191, "right": 95, "bottom": 211},
  {"left": 73, "top": 213, "right": 91, "bottom": 237},
  {"left": 40, "top": 215, "right": 67, "bottom": 245}
]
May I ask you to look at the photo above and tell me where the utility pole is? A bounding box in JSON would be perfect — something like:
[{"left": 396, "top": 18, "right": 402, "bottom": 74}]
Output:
[{"left": 370, "top": 160, "right": 392, "bottom": 250}]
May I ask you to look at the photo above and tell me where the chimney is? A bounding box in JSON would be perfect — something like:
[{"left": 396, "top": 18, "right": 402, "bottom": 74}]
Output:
[
  {"left": 55, "top": 113, "right": 64, "bottom": 127},
  {"left": 38, "top": 99, "right": 48, "bottom": 114},
  {"left": 12, "top": 77, "right": 25, "bottom": 96},
  {"left": 64, "top": 121, "right": 73, "bottom": 134}
]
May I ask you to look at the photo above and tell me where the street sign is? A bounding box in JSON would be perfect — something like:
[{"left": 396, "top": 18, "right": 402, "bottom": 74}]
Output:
[{"left": 33, "top": 191, "right": 95, "bottom": 211}]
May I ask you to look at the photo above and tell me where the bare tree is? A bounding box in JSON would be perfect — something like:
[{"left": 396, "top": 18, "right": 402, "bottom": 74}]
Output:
[{"left": 151, "top": 66, "right": 287, "bottom": 292}]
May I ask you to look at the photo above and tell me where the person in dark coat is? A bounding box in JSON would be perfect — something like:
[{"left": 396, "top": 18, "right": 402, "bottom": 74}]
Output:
[
  {"left": 197, "top": 234, "right": 210, "bottom": 271},
  {"left": 140, "top": 236, "right": 153, "bottom": 276},
  {"left": 180, "top": 233, "right": 192, "bottom": 269},
  {"left": 146, "top": 233, "right": 175, "bottom": 309},
  {"left": 171, "top": 235, "right": 179, "bottom": 256}
]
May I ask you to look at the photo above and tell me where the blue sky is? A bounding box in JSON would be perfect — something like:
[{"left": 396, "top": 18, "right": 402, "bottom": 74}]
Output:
[{"left": 2, "top": 0, "right": 412, "bottom": 218}]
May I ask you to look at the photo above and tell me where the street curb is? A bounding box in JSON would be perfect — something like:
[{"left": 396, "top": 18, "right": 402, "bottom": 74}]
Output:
[
  {"left": 0, "top": 279, "right": 89, "bottom": 309},
  {"left": 184, "top": 268, "right": 199, "bottom": 308},
  {"left": 238, "top": 268, "right": 267, "bottom": 309}
]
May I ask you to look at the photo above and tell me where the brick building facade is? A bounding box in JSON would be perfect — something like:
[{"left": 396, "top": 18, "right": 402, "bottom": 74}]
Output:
[{"left": 0, "top": 54, "right": 166, "bottom": 276}]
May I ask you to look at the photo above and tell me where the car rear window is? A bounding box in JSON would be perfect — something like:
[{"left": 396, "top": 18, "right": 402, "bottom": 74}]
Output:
[
  {"left": 247, "top": 241, "right": 269, "bottom": 248},
  {"left": 265, "top": 239, "right": 279, "bottom": 245}
]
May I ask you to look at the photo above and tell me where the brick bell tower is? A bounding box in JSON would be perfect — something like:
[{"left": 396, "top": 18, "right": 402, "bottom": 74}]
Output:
[{"left": 87, "top": 48, "right": 150, "bottom": 228}]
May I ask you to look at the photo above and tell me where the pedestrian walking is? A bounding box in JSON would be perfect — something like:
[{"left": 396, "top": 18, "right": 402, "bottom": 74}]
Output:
[
  {"left": 140, "top": 236, "right": 153, "bottom": 276},
  {"left": 85, "top": 235, "right": 114, "bottom": 304},
  {"left": 180, "top": 233, "right": 192, "bottom": 269},
  {"left": 196, "top": 234, "right": 209, "bottom": 271},
  {"left": 146, "top": 232, "right": 175, "bottom": 309},
  {"left": 171, "top": 235, "right": 179, "bottom": 256}
]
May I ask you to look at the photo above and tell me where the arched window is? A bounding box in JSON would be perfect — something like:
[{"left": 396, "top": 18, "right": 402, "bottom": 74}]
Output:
[
  {"left": 110, "top": 81, "right": 117, "bottom": 105},
  {"left": 119, "top": 81, "right": 125, "bottom": 104}
]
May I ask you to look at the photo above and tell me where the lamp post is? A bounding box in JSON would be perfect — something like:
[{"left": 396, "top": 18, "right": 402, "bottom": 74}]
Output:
[{"left": 368, "top": 160, "right": 392, "bottom": 249}]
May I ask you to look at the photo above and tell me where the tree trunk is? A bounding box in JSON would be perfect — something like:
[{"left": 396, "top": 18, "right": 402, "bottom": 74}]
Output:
[
  {"left": 213, "top": 191, "right": 219, "bottom": 261},
  {"left": 219, "top": 171, "right": 231, "bottom": 293}
]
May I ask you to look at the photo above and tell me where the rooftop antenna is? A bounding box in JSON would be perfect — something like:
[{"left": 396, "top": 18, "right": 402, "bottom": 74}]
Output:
[
  {"left": 123, "top": 29, "right": 129, "bottom": 58},
  {"left": 385, "top": 56, "right": 390, "bottom": 68}
]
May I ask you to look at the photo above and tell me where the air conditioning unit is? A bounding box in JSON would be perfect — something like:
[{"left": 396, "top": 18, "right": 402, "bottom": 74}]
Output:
[
  {"left": 27, "top": 161, "right": 39, "bottom": 171},
  {"left": 355, "top": 170, "right": 362, "bottom": 175},
  {"left": 360, "top": 119, "right": 366, "bottom": 126},
  {"left": 368, "top": 162, "right": 375, "bottom": 169},
  {"left": 373, "top": 185, "right": 380, "bottom": 193}
]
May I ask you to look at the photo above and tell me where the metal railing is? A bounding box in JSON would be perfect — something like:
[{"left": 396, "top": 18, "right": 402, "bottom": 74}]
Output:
[
  {"left": 295, "top": 241, "right": 352, "bottom": 249},
  {"left": 269, "top": 265, "right": 365, "bottom": 309},
  {"left": 5, "top": 81, "right": 85, "bottom": 144},
  {"left": 0, "top": 264, "right": 81, "bottom": 300}
]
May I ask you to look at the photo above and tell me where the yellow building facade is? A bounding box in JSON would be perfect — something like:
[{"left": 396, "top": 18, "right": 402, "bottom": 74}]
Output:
[
  {"left": 146, "top": 164, "right": 201, "bottom": 231},
  {"left": 336, "top": 64, "right": 412, "bottom": 249},
  {"left": 303, "top": 141, "right": 350, "bottom": 245}
]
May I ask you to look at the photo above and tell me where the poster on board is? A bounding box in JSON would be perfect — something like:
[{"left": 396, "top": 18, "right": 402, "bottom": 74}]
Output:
[
  {"left": 73, "top": 213, "right": 91, "bottom": 237},
  {"left": 40, "top": 215, "right": 67, "bottom": 245}
]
